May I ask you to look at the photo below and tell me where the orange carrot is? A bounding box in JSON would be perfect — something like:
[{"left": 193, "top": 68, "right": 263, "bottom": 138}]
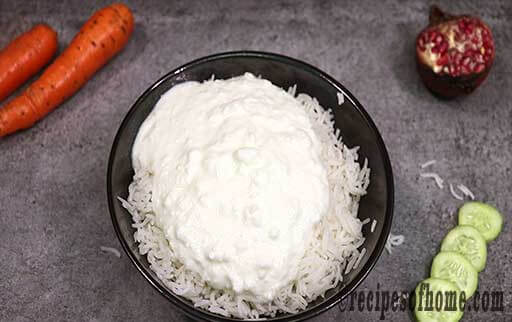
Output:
[
  {"left": 0, "top": 3, "right": 134, "bottom": 137},
  {"left": 0, "top": 24, "right": 58, "bottom": 102}
]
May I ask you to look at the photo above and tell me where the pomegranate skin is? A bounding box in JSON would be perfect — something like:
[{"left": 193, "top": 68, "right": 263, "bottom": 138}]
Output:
[
  {"left": 416, "top": 6, "right": 495, "bottom": 98},
  {"left": 417, "top": 56, "right": 492, "bottom": 98}
]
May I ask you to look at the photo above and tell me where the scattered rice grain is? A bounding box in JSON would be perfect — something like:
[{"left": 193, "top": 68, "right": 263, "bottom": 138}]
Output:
[
  {"left": 420, "top": 172, "right": 444, "bottom": 189},
  {"left": 100, "top": 246, "right": 121, "bottom": 258},
  {"left": 337, "top": 92, "right": 344, "bottom": 106},
  {"left": 370, "top": 219, "right": 377, "bottom": 233},
  {"left": 457, "top": 184, "right": 475, "bottom": 200},
  {"left": 449, "top": 184, "right": 464, "bottom": 200},
  {"left": 420, "top": 160, "right": 437, "bottom": 168},
  {"left": 385, "top": 234, "right": 404, "bottom": 254}
]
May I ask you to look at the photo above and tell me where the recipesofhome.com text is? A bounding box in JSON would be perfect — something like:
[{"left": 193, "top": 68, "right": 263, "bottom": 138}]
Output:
[{"left": 338, "top": 283, "right": 504, "bottom": 320}]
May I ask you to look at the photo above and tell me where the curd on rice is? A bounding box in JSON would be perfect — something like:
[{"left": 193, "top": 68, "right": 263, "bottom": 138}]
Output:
[{"left": 121, "top": 73, "right": 370, "bottom": 318}]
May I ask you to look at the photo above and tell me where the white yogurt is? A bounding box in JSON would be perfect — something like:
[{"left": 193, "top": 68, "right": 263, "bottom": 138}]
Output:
[{"left": 132, "top": 73, "right": 329, "bottom": 302}]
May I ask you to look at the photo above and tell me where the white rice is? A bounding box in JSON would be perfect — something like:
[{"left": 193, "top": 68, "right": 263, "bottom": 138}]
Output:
[
  {"left": 120, "top": 83, "right": 370, "bottom": 319},
  {"left": 344, "top": 252, "right": 359, "bottom": 275},
  {"left": 337, "top": 92, "right": 345, "bottom": 106},
  {"left": 420, "top": 172, "right": 444, "bottom": 189},
  {"left": 100, "top": 246, "right": 121, "bottom": 258},
  {"left": 385, "top": 234, "right": 404, "bottom": 254},
  {"left": 420, "top": 160, "right": 437, "bottom": 169},
  {"left": 449, "top": 183, "right": 464, "bottom": 200},
  {"left": 457, "top": 184, "right": 475, "bottom": 200},
  {"left": 418, "top": 160, "right": 476, "bottom": 201},
  {"left": 287, "top": 84, "right": 297, "bottom": 96},
  {"left": 370, "top": 219, "right": 377, "bottom": 233},
  {"left": 353, "top": 248, "right": 366, "bottom": 270}
]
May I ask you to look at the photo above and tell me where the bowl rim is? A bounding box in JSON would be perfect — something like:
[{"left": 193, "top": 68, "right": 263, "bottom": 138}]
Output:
[{"left": 107, "top": 50, "right": 394, "bottom": 322}]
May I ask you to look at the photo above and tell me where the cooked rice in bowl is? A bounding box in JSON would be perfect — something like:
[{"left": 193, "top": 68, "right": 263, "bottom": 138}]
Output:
[{"left": 119, "top": 79, "right": 370, "bottom": 319}]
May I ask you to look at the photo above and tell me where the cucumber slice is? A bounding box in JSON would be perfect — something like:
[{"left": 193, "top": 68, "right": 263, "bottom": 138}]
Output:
[
  {"left": 458, "top": 202, "right": 503, "bottom": 242},
  {"left": 441, "top": 226, "right": 487, "bottom": 272},
  {"left": 414, "top": 278, "right": 464, "bottom": 322},
  {"left": 431, "top": 252, "right": 478, "bottom": 298}
]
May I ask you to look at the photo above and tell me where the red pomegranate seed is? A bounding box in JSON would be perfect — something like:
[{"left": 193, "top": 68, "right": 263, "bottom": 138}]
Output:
[
  {"left": 466, "top": 23, "right": 474, "bottom": 33},
  {"left": 429, "top": 31, "right": 437, "bottom": 42},
  {"left": 474, "top": 63, "right": 485, "bottom": 73},
  {"left": 439, "top": 42, "right": 448, "bottom": 54},
  {"left": 455, "top": 52, "right": 463, "bottom": 65},
  {"left": 437, "top": 54, "right": 448, "bottom": 66}
]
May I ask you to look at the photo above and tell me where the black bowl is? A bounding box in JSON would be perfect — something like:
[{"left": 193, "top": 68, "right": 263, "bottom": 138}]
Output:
[{"left": 107, "top": 51, "right": 394, "bottom": 321}]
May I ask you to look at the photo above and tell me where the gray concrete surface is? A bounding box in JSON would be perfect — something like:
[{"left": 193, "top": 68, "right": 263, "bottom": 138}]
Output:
[{"left": 0, "top": 0, "right": 510, "bottom": 321}]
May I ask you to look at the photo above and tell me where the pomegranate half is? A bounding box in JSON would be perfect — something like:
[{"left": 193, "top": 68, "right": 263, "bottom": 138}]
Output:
[{"left": 416, "top": 6, "right": 495, "bottom": 98}]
